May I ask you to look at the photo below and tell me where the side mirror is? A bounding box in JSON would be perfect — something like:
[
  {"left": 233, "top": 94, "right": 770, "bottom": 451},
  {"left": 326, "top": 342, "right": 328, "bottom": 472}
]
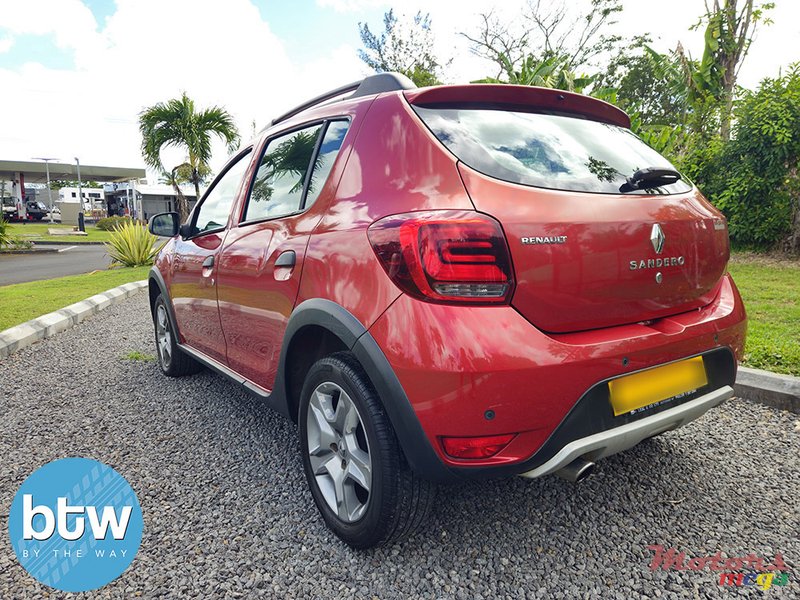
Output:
[{"left": 148, "top": 212, "right": 180, "bottom": 237}]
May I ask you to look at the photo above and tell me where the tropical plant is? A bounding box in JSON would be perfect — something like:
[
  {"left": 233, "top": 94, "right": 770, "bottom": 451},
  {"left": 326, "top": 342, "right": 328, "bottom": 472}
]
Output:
[
  {"left": 474, "top": 53, "right": 593, "bottom": 92},
  {"left": 139, "top": 93, "right": 240, "bottom": 221},
  {"left": 104, "top": 221, "right": 162, "bottom": 267},
  {"left": 0, "top": 216, "right": 10, "bottom": 249},
  {"left": 688, "top": 0, "right": 774, "bottom": 140},
  {"left": 157, "top": 163, "right": 209, "bottom": 215},
  {"left": 251, "top": 130, "right": 320, "bottom": 204}
]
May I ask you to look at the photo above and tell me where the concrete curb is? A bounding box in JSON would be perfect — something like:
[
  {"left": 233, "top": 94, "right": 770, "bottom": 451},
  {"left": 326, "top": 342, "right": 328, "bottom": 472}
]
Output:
[
  {"left": 735, "top": 366, "right": 800, "bottom": 413},
  {"left": 33, "top": 240, "right": 106, "bottom": 246},
  {"left": 0, "top": 248, "right": 59, "bottom": 254},
  {"left": 0, "top": 280, "right": 148, "bottom": 358}
]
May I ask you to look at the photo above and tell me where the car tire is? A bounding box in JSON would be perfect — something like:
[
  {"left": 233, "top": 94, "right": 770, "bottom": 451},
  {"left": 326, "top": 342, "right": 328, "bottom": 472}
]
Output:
[
  {"left": 153, "top": 295, "right": 202, "bottom": 377},
  {"left": 299, "top": 352, "right": 435, "bottom": 548}
]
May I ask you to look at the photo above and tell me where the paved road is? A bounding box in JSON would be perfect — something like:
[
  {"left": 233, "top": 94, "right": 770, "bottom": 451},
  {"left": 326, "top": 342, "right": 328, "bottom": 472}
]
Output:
[
  {"left": 0, "top": 294, "right": 797, "bottom": 598},
  {"left": 0, "top": 244, "right": 110, "bottom": 285}
]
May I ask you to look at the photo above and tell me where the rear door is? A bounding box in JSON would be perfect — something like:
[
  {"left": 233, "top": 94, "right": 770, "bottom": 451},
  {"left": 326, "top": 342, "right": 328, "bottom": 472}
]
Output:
[
  {"left": 411, "top": 103, "right": 730, "bottom": 333},
  {"left": 217, "top": 120, "right": 350, "bottom": 390},
  {"left": 171, "top": 150, "right": 251, "bottom": 361}
]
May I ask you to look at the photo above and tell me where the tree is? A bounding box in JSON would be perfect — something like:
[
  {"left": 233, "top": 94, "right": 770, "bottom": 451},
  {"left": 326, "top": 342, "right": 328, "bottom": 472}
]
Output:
[
  {"left": 592, "top": 40, "right": 700, "bottom": 159},
  {"left": 358, "top": 10, "right": 445, "bottom": 87},
  {"left": 158, "top": 167, "right": 190, "bottom": 215},
  {"left": 463, "top": 0, "right": 621, "bottom": 79},
  {"left": 139, "top": 92, "right": 240, "bottom": 221},
  {"left": 50, "top": 179, "right": 100, "bottom": 190},
  {"left": 689, "top": 0, "right": 774, "bottom": 140},
  {"left": 687, "top": 64, "right": 800, "bottom": 251},
  {"left": 595, "top": 39, "right": 689, "bottom": 127}
]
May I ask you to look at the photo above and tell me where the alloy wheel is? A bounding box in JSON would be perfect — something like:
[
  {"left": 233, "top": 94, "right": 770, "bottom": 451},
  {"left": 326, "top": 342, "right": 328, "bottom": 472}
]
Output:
[
  {"left": 155, "top": 304, "right": 172, "bottom": 368},
  {"left": 305, "top": 381, "right": 372, "bottom": 523}
]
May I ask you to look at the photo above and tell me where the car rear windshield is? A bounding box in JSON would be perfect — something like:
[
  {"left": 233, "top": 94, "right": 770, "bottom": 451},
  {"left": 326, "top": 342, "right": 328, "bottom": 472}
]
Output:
[{"left": 413, "top": 106, "right": 692, "bottom": 195}]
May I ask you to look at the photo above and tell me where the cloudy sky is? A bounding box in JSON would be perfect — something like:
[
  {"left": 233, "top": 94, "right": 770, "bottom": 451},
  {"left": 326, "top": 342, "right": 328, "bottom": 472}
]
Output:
[{"left": 1, "top": 0, "right": 798, "bottom": 178}]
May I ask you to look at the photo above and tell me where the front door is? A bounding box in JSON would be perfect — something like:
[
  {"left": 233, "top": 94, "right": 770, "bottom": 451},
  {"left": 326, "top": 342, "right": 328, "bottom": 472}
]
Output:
[{"left": 170, "top": 150, "right": 252, "bottom": 362}]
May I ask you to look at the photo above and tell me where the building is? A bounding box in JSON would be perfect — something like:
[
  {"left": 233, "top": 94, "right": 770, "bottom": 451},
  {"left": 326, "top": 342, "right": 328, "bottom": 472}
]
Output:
[
  {"left": 0, "top": 159, "right": 145, "bottom": 223},
  {"left": 104, "top": 182, "right": 197, "bottom": 221}
]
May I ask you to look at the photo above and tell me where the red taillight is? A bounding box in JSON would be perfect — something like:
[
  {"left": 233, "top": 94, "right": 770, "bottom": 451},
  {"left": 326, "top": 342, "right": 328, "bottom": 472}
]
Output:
[
  {"left": 441, "top": 434, "right": 516, "bottom": 459},
  {"left": 368, "top": 210, "right": 514, "bottom": 304}
]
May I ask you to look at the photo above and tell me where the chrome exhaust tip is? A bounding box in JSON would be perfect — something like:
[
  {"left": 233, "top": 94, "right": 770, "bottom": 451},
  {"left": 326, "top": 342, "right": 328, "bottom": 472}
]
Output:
[{"left": 554, "top": 457, "right": 595, "bottom": 483}]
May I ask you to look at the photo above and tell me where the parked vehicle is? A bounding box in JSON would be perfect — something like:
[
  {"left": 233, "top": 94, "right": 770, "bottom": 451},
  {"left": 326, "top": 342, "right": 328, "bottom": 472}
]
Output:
[
  {"left": 24, "top": 200, "right": 48, "bottom": 221},
  {"left": 0, "top": 197, "right": 49, "bottom": 221},
  {"left": 147, "top": 73, "right": 747, "bottom": 548},
  {"left": 1, "top": 198, "right": 15, "bottom": 221}
]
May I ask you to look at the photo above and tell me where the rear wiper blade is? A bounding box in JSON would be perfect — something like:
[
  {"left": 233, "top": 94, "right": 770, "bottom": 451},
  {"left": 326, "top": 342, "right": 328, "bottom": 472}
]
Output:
[{"left": 620, "top": 167, "right": 681, "bottom": 193}]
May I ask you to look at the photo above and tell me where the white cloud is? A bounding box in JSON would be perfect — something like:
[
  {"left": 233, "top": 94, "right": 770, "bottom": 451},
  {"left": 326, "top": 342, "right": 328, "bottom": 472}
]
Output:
[
  {"left": 0, "top": 0, "right": 103, "bottom": 65},
  {"left": 0, "top": 0, "right": 366, "bottom": 175},
  {"left": 316, "top": 0, "right": 387, "bottom": 13},
  {"left": 0, "top": 0, "right": 798, "bottom": 181}
]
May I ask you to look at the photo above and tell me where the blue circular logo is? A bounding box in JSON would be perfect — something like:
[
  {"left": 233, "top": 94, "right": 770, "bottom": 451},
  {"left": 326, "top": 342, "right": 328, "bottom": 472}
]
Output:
[{"left": 8, "top": 458, "right": 143, "bottom": 593}]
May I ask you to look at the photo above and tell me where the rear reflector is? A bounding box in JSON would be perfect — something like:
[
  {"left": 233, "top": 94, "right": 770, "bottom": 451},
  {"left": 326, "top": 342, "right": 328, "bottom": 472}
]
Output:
[
  {"left": 368, "top": 210, "right": 514, "bottom": 304},
  {"left": 441, "top": 434, "right": 515, "bottom": 459}
]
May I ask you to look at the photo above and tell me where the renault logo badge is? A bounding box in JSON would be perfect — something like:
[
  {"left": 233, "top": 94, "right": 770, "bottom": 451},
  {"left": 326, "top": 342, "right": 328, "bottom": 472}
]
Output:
[{"left": 650, "top": 224, "right": 665, "bottom": 254}]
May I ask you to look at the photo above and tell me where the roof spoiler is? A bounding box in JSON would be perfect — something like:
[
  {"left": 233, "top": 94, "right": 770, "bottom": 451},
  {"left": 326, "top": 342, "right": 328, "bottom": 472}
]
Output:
[
  {"left": 270, "top": 72, "right": 416, "bottom": 127},
  {"left": 404, "top": 84, "right": 632, "bottom": 129}
]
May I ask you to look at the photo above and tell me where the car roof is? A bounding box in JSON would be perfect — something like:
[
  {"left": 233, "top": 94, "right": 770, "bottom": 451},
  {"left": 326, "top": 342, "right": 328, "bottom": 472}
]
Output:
[{"left": 251, "top": 72, "right": 632, "bottom": 147}]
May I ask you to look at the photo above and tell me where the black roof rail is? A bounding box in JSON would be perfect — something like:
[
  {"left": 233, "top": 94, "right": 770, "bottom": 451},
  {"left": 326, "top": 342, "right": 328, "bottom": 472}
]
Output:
[{"left": 269, "top": 72, "right": 416, "bottom": 127}]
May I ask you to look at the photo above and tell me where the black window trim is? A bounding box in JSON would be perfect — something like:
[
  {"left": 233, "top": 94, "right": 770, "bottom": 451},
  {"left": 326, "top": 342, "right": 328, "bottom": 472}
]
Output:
[
  {"left": 184, "top": 147, "right": 253, "bottom": 240},
  {"left": 237, "top": 116, "right": 351, "bottom": 228}
]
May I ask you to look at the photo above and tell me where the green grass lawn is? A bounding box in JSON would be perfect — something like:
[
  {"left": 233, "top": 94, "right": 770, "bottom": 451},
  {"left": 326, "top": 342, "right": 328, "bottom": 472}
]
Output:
[
  {"left": 0, "top": 267, "right": 149, "bottom": 331},
  {"left": 0, "top": 248, "right": 797, "bottom": 378},
  {"left": 7, "top": 222, "right": 113, "bottom": 243},
  {"left": 728, "top": 253, "right": 800, "bottom": 377}
]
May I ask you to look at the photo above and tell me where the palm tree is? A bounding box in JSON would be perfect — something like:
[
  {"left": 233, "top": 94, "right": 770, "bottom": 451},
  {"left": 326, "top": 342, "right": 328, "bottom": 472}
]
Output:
[
  {"left": 139, "top": 92, "right": 240, "bottom": 221},
  {"left": 158, "top": 167, "right": 190, "bottom": 217}
]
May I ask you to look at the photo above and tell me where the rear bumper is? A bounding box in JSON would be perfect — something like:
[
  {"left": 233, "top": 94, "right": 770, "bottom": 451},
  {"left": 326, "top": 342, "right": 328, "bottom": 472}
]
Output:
[
  {"left": 367, "top": 274, "right": 746, "bottom": 480},
  {"left": 519, "top": 385, "right": 733, "bottom": 479}
]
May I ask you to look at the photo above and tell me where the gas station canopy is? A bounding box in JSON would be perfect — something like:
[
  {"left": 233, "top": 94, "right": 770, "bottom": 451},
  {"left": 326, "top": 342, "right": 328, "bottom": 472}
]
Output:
[{"left": 0, "top": 160, "right": 145, "bottom": 184}]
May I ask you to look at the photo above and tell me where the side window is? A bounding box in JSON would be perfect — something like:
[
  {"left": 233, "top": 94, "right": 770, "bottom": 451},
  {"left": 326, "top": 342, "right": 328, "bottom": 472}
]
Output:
[
  {"left": 192, "top": 150, "right": 252, "bottom": 235},
  {"left": 304, "top": 120, "right": 349, "bottom": 208},
  {"left": 244, "top": 124, "right": 323, "bottom": 222}
]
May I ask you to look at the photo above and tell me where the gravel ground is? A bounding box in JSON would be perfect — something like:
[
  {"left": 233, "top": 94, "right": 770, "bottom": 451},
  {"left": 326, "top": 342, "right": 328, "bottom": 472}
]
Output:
[{"left": 0, "top": 293, "right": 797, "bottom": 599}]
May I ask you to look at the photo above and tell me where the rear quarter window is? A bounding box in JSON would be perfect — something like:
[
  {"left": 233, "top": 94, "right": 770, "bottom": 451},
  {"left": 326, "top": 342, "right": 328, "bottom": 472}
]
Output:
[{"left": 412, "top": 106, "right": 691, "bottom": 195}]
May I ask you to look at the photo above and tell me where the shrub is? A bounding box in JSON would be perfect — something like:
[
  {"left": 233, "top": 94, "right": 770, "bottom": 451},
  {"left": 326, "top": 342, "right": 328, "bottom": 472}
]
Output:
[
  {"left": 0, "top": 217, "right": 9, "bottom": 248},
  {"left": 6, "top": 237, "right": 33, "bottom": 250},
  {"left": 104, "top": 221, "right": 162, "bottom": 267},
  {"left": 96, "top": 215, "right": 132, "bottom": 231},
  {"left": 691, "top": 64, "right": 800, "bottom": 250}
]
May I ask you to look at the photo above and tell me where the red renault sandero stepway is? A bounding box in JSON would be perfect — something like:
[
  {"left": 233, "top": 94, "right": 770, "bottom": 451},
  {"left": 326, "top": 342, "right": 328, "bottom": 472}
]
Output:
[{"left": 147, "top": 73, "right": 747, "bottom": 548}]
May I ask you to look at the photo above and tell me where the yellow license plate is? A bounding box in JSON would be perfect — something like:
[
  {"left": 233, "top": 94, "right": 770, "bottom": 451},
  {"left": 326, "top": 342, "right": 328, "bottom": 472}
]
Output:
[{"left": 608, "top": 356, "right": 708, "bottom": 417}]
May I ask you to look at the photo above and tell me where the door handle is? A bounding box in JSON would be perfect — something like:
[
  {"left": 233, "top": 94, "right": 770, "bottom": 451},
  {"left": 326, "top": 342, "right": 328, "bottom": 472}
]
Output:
[
  {"left": 275, "top": 250, "right": 296, "bottom": 268},
  {"left": 202, "top": 255, "right": 214, "bottom": 268}
]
